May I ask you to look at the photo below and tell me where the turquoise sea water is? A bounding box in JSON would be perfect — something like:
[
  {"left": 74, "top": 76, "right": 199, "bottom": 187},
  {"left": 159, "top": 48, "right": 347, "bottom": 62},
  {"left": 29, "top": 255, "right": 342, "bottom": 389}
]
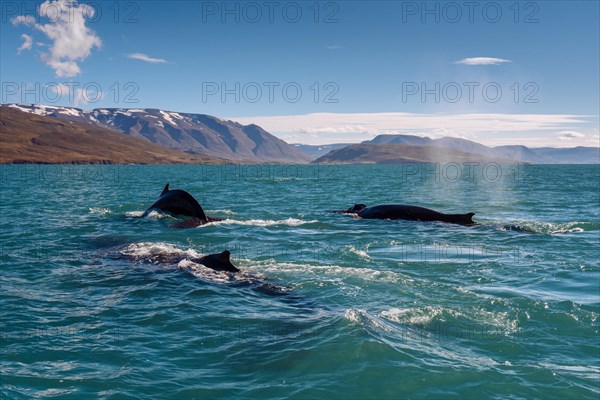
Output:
[{"left": 1, "top": 164, "right": 599, "bottom": 399}]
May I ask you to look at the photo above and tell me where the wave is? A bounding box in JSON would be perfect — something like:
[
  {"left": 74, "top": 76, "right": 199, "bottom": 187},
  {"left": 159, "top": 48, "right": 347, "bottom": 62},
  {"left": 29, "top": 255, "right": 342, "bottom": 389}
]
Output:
[
  {"left": 207, "top": 209, "right": 237, "bottom": 215},
  {"left": 203, "top": 218, "right": 319, "bottom": 227},
  {"left": 380, "top": 306, "right": 446, "bottom": 326},
  {"left": 247, "top": 261, "right": 410, "bottom": 285},
  {"left": 346, "top": 305, "right": 522, "bottom": 343},
  {"left": 124, "top": 210, "right": 172, "bottom": 219},
  {"left": 123, "top": 210, "right": 316, "bottom": 227},
  {"left": 485, "top": 220, "right": 599, "bottom": 234},
  {"left": 347, "top": 245, "right": 370, "bottom": 259},
  {"left": 124, "top": 211, "right": 144, "bottom": 217},
  {"left": 344, "top": 309, "right": 396, "bottom": 332},
  {"left": 344, "top": 307, "right": 509, "bottom": 369},
  {"left": 120, "top": 241, "right": 201, "bottom": 260},
  {"left": 536, "top": 363, "right": 600, "bottom": 381},
  {"left": 118, "top": 242, "right": 289, "bottom": 289},
  {"left": 89, "top": 207, "right": 110, "bottom": 215},
  {"left": 120, "top": 242, "right": 244, "bottom": 284}
]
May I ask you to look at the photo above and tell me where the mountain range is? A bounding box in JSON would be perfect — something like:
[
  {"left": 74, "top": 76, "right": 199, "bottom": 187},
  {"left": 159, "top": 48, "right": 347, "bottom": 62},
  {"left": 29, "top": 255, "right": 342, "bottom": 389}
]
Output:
[
  {"left": 314, "top": 143, "right": 518, "bottom": 164},
  {"left": 4, "top": 104, "right": 309, "bottom": 163},
  {"left": 313, "top": 134, "right": 599, "bottom": 164},
  {"left": 292, "top": 143, "right": 354, "bottom": 159},
  {"left": 2, "top": 104, "right": 597, "bottom": 165},
  {"left": 0, "top": 107, "right": 224, "bottom": 164}
]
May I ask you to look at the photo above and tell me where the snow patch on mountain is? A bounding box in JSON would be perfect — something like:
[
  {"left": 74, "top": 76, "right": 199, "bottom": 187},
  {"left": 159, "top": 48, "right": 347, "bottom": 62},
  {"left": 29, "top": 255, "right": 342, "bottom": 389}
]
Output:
[
  {"left": 159, "top": 110, "right": 177, "bottom": 126},
  {"left": 2, "top": 103, "right": 311, "bottom": 163}
]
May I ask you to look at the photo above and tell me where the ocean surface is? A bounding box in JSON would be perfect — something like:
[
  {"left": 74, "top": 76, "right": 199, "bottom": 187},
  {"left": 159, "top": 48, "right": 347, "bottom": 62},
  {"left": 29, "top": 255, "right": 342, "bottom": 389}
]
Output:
[{"left": 1, "top": 163, "right": 599, "bottom": 399}]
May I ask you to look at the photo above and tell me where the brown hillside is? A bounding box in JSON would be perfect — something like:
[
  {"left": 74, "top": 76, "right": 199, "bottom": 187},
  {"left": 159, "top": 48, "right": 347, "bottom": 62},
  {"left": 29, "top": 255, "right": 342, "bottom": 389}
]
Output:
[{"left": 0, "top": 107, "right": 226, "bottom": 164}]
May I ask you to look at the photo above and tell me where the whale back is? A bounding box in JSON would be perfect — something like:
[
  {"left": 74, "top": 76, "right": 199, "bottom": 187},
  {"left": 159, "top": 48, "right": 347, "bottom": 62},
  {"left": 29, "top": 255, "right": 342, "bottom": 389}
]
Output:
[
  {"left": 198, "top": 250, "right": 239, "bottom": 273},
  {"left": 445, "top": 212, "right": 475, "bottom": 225},
  {"left": 358, "top": 204, "right": 476, "bottom": 225},
  {"left": 160, "top": 183, "right": 170, "bottom": 196},
  {"left": 346, "top": 204, "right": 367, "bottom": 213},
  {"left": 144, "top": 184, "right": 208, "bottom": 220}
]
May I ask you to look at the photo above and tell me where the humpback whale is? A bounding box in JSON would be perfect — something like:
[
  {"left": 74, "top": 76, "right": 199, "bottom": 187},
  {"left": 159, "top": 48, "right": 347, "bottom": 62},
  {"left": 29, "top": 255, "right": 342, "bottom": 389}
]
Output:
[
  {"left": 336, "top": 204, "right": 476, "bottom": 226},
  {"left": 120, "top": 246, "right": 240, "bottom": 273},
  {"left": 197, "top": 250, "right": 239, "bottom": 273},
  {"left": 143, "top": 183, "right": 222, "bottom": 228}
]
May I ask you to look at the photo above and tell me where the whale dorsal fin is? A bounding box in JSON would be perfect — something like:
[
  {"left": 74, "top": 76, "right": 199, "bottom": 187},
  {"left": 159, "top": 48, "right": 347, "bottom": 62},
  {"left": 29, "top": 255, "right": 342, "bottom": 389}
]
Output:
[
  {"left": 218, "top": 250, "right": 231, "bottom": 263},
  {"left": 161, "top": 183, "right": 170, "bottom": 196},
  {"left": 348, "top": 204, "right": 367, "bottom": 213}
]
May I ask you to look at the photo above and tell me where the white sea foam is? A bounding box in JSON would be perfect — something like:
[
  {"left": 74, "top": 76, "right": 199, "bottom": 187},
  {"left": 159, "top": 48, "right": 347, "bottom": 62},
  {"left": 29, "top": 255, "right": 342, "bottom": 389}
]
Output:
[
  {"left": 380, "top": 305, "right": 518, "bottom": 335},
  {"left": 125, "top": 211, "right": 144, "bottom": 217},
  {"left": 124, "top": 210, "right": 172, "bottom": 219},
  {"left": 207, "top": 209, "right": 237, "bottom": 215},
  {"left": 204, "top": 218, "right": 318, "bottom": 227},
  {"left": 144, "top": 210, "right": 172, "bottom": 219},
  {"left": 503, "top": 220, "right": 593, "bottom": 235},
  {"left": 121, "top": 241, "right": 201, "bottom": 258},
  {"left": 551, "top": 227, "right": 584, "bottom": 234},
  {"left": 183, "top": 262, "right": 236, "bottom": 283},
  {"left": 380, "top": 306, "right": 445, "bottom": 325},
  {"left": 348, "top": 245, "right": 370, "bottom": 259},
  {"left": 344, "top": 309, "right": 394, "bottom": 331},
  {"left": 89, "top": 207, "right": 110, "bottom": 215},
  {"left": 344, "top": 308, "right": 368, "bottom": 324},
  {"left": 121, "top": 242, "right": 246, "bottom": 284},
  {"left": 247, "top": 261, "right": 407, "bottom": 285},
  {"left": 537, "top": 363, "right": 600, "bottom": 380}
]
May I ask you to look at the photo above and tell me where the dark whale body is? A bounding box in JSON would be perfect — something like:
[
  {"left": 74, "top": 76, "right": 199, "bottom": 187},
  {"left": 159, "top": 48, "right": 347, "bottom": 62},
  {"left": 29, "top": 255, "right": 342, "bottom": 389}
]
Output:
[
  {"left": 120, "top": 247, "right": 239, "bottom": 273},
  {"left": 197, "top": 250, "right": 239, "bottom": 273},
  {"left": 143, "top": 184, "right": 222, "bottom": 228},
  {"left": 340, "top": 204, "right": 475, "bottom": 226}
]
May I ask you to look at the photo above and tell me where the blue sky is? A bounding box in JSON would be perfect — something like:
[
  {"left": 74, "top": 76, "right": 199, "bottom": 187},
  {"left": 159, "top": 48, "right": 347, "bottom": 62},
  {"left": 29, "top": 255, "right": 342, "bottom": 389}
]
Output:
[{"left": 1, "top": 0, "right": 598, "bottom": 146}]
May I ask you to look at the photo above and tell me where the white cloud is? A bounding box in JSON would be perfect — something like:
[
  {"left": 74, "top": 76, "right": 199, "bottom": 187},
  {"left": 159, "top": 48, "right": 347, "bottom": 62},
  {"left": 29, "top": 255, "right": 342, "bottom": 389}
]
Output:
[
  {"left": 557, "top": 130, "right": 586, "bottom": 141},
  {"left": 296, "top": 125, "right": 368, "bottom": 134},
  {"left": 230, "top": 112, "right": 592, "bottom": 146},
  {"left": 17, "top": 34, "right": 33, "bottom": 53},
  {"left": 326, "top": 45, "right": 343, "bottom": 50},
  {"left": 12, "top": 0, "right": 101, "bottom": 77},
  {"left": 12, "top": 15, "right": 36, "bottom": 26},
  {"left": 455, "top": 57, "right": 511, "bottom": 66},
  {"left": 128, "top": 53, "right": 167, "bottom": 64}
]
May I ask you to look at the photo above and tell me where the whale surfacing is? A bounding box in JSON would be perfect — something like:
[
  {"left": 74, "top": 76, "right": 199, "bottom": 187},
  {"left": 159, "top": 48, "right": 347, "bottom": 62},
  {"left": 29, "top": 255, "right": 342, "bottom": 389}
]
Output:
[
  {"left": 338, "top": 204, "right": 475, "bottom": 226},
  {"left": 198, "top": 250, "right": 239, "bottom": 273},
  {"left": 143, "top": 183, "right": 222, "bottom": 228}
]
